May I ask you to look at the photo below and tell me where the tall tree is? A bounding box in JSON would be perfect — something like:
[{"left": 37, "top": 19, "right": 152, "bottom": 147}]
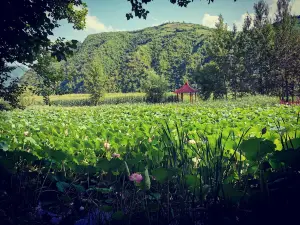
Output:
[
  {"left": 274, "top": 0, "right": 300, "bottom": 101},
  {"left": 0, "top": 0, "right": 87, "bottom": 108},
  {"left": 203, "top": 15, "right": 231, "bottom": 99},
  {"left": 31, "top": 53, "right": 63, "bottom": 106},
  {"left": 84, "top": 56, "right": 108, "bottom": 106},
  {"left": 252, "top": 0, "right": 275, "bottom": 95},
  {"left": 122, "top": 45, "right": 152, "bottom": 92},
  {"left": 194, "top": 61, "right": 223, "bottom": 100},
  {"left": 141, "top": 69, "right": 169, "bottom": 103},
  {"left": 0, "top": 0, "right": 87, "bottom": 67}
]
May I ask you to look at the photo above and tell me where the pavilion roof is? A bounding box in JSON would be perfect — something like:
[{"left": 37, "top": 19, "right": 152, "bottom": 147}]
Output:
[{"left": 174, "top": 82, "right": 198, "bottom": 94}]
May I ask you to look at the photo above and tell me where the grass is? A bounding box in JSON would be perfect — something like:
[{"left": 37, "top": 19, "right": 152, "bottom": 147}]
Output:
[
  {"left": 25, "top": 92, "right": 280, "bottom": 107},
  {"left": 33, "top": 93, "right": 145, "bottom": 102}
]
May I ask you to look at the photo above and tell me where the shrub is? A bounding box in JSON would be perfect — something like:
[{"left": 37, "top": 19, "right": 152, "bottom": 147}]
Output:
[
  {"left": 84, "top": 56, "right": 108, "bottom": 106},
  {"left": 0, "top": 98, "right": 12, "bottom": 111},
  {"left": 141, "top": 69, "right": 169, "bottom": 103},
  {"left": 18, "top": 87, "right": 36, "bottom": 108}
]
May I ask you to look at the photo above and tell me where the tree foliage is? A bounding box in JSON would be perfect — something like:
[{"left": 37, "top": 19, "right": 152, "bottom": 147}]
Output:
[
  {"left": 84, "top": 56, "right": 108, "bottom": 106},
  {"left": 0, "top": 0, "right": 87, "bottom": 108},
  {"left": 194, "top": 61, "right": 222, "bottom": 100},
  {"left": 141, "top": 69, "right": 169, "bottom": 103},
  {"left": 0, "top": 0, "right": 87, "bottom": 66},
  {"left": 31, "top": 53, "right": 63, "bottom": 105},
  {"left": 195, "top": 0, "right": 300, "bottom": 101},
  {"left": 22, "top": 22, "right": 211, "bottom": 93},
  {"left": 126, "top": 0, "right": 237, "bottom": 20}
]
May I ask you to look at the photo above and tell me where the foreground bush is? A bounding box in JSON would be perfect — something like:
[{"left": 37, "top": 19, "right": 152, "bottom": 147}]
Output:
[
  {"left": 141, "top": 70, "right": 169, "bottom": 103},
  {"left": 1, "top": 123, "right": 300, "bottom": 225}
]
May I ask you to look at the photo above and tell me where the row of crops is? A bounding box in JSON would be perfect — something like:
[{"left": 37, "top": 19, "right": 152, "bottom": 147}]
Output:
[{"left": 0, "top": 103, "right": 300, "bottom": 224}]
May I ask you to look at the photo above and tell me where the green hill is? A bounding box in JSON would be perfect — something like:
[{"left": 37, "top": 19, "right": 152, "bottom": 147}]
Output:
[
  {"left": 5, "top": 65, "right": 28, "bottom": 86},
  {"left": 22, "top": 22, "right": 212, "bottom": 93}
]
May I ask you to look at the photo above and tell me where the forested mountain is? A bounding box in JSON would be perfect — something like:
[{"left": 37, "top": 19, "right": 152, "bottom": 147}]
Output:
[{"left": 21, "top": 22, "right": 212, "bottom": 93}]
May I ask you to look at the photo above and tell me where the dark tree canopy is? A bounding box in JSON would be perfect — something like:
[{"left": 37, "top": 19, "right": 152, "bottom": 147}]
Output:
[
  {"left": 0, "top": 0, "right": 88, "bottom": 69},
  {"left": 126, "top": 0, "right": 237, "bottom": 20},
  {"left": 0, "top": 0, "right": 87, "bottom": 109}
]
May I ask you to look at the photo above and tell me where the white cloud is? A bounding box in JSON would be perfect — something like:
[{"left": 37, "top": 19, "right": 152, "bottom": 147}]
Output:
[
  {"left": 85, "top": 14, "right": 114, "bottom": 32},
  {"left": 231, "top": 0, "right": 299, "bottom": 32},
  {"left": 234, "top": 13, "right": 255, "bottom": 31},
  {"left": 74, "top": 6, "right": 114, "bottom": 33},
  {"left": 266, "top": 0, "right": 278, "bottom": 20},
  {"left": 291, "top": 0, "right": 300, "bottom": 15},
  {"left": 266, "top": 0, "right": 300, "bottom": 20},
  {"left": 151, "top": 20, "right": 170, "bottom": 27},
  {"left": 202, "top": 13, "right": 219, "bottom": 28}
]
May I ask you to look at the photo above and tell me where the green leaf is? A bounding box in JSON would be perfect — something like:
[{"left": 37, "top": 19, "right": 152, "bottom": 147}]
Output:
[
  {"left": 239, "top": 138, "right": 275, "bottom": 161},
  {"left": 148, "top": 193, "right": 161, "bottom": 200},
  {"left": 0, "top": 142, "right": 8, "bottom": 151},
  {"left": 56, "top": 181, "right": 70, "bottom": 192},
  {"left": 101, "top": 205, "right": 113, "bottom": 212},
  {"left": 185, "top": 174, "right": 199, "bottom": 189},
  {"left": 270, "top": 149, "right": 300, "bottom": 169},
  {"left": 110, "top": 158, "right": 122, "bottom": 170},
  {"left": 72, "top": 184, "right": 85, "bottom": 193},
  {"left": 17, "top": 151, "right": 38, "bottom": 162},
  {"left": 97, "top": 158, "right": 110, "bottom": 172},
  {"left": 84, "top": 140, "right": 93, "bottom": 149},
  {"left": 143, "top": 167, "right": 151, "bottom": 190},
  {"left": 112, "top": 211, "right": 124, "bottom": 220},
  {"left": 87, "top": 187, "right": 112, "bottom": 194},
  {"left": 148, "top": 203, "right": 160, "bottom": 212},
  {"left": 124, "top": 161, "right": 130, "bottom": 177},
  {"left": 47, "top": 149, "right": 68, "bottom": 161},
  {"left": 221, "top": 184, "right": 244, "bottom": 203},
  {"left": 152, "top": 168, "right": 168, "bottom": 183},
  {"left": 71, "top": 141, "right": 81, "bottom": 150},
  {"left": 24, "top": 137, "right": 37, "bottom": 146},
  {"left": 286, "top": 138, "right": 300, "bottom": 149}
]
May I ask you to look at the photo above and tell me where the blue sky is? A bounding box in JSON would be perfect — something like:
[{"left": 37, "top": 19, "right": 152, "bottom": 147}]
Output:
[{"left": 51, "top": 0, "right": 300, "bottom": 42}]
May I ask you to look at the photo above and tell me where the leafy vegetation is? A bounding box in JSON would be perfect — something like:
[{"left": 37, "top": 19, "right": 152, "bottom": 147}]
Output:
[
  {"left": 83, "top": 56, "right": 109, "bottom": 106},
  {"left": 0, "top": 101, "right": 299, "bottom": 224},
  {"left": 30, "top": 53, "right": 64, "bottom": 106},
  {"left": 125, "top": 0, "right": 238, "bottom": 20},
  {"left": 141, "top": 69, "right": 169, "bottom": 103},
  {"left": 195, "top": 0, "right": 300, "bottom": 101},
  {"left": 21, "top": 22, "right": 211, "bottom": 94},
  {"left": 1, "top": 0, "right": 300, "bottom": 224},
  {"left": 0, "top": 0, "right": 88, "bottom": 109},
  {"left": 21, "top": 0, "right": 300, "bottom": 103}
]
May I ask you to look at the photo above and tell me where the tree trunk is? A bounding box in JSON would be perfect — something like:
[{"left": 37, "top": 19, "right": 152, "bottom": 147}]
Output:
[{"left": 285, "top": 77, "right": 289, "bottom": 102}]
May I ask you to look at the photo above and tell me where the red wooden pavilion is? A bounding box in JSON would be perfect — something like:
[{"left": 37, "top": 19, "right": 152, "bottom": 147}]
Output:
[{"left": 174, "top": 82, "right": 198, "bottom": 103}]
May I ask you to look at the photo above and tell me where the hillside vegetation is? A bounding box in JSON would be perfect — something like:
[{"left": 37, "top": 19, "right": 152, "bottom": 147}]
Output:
[{"left": 21, "top": 22, "right": 211, "bottom": 93}]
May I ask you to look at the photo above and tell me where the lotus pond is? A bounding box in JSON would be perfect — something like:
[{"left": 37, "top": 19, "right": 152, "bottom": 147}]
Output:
[
  {"left": 0, "top": 103, "right": 299, "bottom": 161},
  {"left": 1, "top": 102, "right": 300, "bottom": 225}
]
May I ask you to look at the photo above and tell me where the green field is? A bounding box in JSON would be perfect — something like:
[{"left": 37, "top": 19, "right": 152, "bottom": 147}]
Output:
[
  {"left": 1, "top": 98, "right": 298, "bottom": 166},
  {"left": 1, "top": 96, "right": 300, "bottom": 224}
]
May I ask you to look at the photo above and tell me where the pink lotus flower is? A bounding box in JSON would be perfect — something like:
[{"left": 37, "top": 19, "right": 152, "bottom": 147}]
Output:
[
  {"left": 112, "top": 153, "right": 120, "bottom": 158},
  {"left": 188, "top": 139, "right": 196, "bottom": 144},
  {"left": 129, "top": 173, "right": 143, "bottom": 183},
  {"left": 104, "top": 141, "right": 110, "bottom": 150}
]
